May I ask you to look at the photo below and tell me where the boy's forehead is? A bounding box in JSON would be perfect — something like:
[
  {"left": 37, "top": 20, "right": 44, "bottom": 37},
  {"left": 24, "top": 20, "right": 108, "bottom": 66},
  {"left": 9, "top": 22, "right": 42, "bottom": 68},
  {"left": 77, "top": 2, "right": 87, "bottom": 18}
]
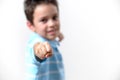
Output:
[{"left": 34, "top": 4, "right": 58, "bottom": 17}]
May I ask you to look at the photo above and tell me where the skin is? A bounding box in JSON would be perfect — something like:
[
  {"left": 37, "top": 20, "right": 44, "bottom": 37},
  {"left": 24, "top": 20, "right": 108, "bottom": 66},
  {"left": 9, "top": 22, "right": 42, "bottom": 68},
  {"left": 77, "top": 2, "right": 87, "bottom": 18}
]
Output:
[{"left": 27, "top": 4, "right": 63, "bottom": 59}]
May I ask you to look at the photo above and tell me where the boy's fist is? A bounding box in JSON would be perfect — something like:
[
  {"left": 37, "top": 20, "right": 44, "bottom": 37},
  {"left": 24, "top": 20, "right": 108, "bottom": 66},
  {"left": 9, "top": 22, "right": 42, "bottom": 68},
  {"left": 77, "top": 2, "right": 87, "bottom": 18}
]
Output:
[{"left": 33, "top": 42, "right": 52, "bottom": 60}]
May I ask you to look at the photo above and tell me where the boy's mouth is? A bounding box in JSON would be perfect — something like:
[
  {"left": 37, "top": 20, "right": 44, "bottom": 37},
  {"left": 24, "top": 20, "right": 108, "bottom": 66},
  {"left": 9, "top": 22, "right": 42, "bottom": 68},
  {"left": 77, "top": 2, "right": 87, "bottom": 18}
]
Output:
[{"left": 47, "top": 29, "right": 56, "bottom": 35}]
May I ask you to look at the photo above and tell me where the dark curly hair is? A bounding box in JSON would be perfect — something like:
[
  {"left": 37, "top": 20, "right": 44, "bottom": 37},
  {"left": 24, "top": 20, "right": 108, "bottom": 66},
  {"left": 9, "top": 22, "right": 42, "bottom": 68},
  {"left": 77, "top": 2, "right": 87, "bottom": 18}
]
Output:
[{"left": 24, "top": 0, "right": 59, "bottom": 24}]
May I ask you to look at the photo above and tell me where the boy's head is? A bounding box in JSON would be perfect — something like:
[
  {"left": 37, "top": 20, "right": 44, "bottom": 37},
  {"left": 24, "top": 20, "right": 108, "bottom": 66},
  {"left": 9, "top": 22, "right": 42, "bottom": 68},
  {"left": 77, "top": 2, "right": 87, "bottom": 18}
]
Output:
[
  {"left": 24, "top": 0, "right": 59, "bottom": 24},
  {"left": 24, "top": 0, "right": 60, "bottom": 40}
]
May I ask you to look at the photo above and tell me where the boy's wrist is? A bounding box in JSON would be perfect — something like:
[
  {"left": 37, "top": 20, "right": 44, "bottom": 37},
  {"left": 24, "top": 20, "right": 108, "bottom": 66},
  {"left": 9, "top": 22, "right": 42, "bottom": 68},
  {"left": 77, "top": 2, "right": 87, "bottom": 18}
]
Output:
[{"left": 35, "top": 55, "right": 47, "bottom": 63}]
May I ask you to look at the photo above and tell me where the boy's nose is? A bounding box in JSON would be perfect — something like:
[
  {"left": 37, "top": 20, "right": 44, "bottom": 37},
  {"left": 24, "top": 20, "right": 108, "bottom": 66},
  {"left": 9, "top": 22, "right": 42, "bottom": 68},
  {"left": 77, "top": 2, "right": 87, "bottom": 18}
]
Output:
[{"left": 48, "top": 20, "right": 55, "bottom": 27}]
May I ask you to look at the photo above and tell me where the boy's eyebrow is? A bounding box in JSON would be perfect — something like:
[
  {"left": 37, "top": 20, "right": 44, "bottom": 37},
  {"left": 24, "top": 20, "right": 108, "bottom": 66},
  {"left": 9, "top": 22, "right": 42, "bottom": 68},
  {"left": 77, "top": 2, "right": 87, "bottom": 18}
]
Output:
[
  {"left": 39, "top": 13, "right": 59, "bottom": 18},
  {"left": 40, "top": 16, "right": 48, "bottom": 19},
  {"left": 31, "top": 0, "right": 38, "bottom": 2},
  {"left": 31, "top": 0, "right": 34, "bottom": 3},
  {"left": 52, "top": 12, "right": 59, "bottom": 16}
]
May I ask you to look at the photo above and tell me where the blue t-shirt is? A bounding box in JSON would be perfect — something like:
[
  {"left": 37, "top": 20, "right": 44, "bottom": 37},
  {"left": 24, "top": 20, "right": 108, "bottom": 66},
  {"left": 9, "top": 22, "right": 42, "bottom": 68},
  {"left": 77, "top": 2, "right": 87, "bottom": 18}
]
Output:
[{"left": 25, "top": 32, "right": 65, "bottom": 80}]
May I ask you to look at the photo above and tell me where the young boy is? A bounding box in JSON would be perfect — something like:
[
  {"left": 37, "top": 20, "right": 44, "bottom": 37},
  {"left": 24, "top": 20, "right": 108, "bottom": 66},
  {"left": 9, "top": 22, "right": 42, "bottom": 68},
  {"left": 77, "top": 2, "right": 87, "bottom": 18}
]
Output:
[{"left": 24, "top": 0, "right": 65, "bottom": 80}]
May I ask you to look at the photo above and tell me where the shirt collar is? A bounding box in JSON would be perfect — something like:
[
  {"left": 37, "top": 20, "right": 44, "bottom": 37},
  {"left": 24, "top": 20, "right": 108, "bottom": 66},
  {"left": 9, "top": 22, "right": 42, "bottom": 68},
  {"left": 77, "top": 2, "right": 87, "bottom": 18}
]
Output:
[{"left": 31, "top": 32, "right": 60, "bottom": 48}]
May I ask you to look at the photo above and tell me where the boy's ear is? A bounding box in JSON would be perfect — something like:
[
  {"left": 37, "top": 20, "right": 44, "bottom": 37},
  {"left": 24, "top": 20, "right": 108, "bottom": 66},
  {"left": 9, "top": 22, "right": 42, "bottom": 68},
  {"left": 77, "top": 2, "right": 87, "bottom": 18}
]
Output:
[{"left": 26, "top": 21, "right": 35, "bottom": 32}]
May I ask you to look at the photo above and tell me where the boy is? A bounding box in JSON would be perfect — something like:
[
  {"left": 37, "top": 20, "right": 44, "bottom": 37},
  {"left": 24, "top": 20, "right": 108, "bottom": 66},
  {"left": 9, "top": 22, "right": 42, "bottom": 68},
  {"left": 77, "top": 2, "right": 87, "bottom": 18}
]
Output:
[{"left": 24, "top": 0, "right": 65, "bottom": 80}]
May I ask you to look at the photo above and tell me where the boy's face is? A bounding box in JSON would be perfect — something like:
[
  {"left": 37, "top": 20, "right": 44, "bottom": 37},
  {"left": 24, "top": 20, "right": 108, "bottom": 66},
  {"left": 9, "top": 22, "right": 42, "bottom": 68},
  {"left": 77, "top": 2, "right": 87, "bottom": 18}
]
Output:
[{"left": 28, "top": 4, "right": 60, "bottom": 40}]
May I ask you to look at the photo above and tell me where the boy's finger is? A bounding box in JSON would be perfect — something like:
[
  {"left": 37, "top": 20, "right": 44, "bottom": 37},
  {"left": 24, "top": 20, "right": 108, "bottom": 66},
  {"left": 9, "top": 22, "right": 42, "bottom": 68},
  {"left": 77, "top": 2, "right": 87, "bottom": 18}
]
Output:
[
  {"left": 43, "top": 42, "right": 52, "bottom": 53},
  {"left": 40, "top": 44, "right": 47, "bottom": 55},
  {"left": 45, "top": 52, "right": 52, "bottom": 58},
  {"left": 34, "top": 43, "right": 45, "bottom": 59},
  {"left": 38, "top": 48, "right": 47, "bottom": 59},
  {"left": 34, "top": 42, "right": 40, "bottom": 54}
]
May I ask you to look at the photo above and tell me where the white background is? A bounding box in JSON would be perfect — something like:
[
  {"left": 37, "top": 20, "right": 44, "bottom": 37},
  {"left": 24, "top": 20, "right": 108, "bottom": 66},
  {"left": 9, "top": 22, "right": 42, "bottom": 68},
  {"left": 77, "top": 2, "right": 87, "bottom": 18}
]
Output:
[{"left": 0, "top": 0, "right": 120, "bottom": 80}]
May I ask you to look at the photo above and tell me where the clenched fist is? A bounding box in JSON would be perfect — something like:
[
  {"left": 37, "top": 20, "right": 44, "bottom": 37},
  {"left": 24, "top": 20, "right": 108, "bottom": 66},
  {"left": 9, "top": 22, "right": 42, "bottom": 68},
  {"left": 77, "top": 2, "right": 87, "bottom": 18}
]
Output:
[{"left": 33, "top": 42, "right": 52, "bottom": 60}]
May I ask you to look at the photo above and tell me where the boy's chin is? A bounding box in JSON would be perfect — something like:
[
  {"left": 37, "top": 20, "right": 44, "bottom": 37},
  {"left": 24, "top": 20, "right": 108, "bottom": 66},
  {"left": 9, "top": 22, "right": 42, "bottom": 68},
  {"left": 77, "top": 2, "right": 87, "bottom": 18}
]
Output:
[{"left": 47, "top": 36, "right": 57, "bottom": 41}]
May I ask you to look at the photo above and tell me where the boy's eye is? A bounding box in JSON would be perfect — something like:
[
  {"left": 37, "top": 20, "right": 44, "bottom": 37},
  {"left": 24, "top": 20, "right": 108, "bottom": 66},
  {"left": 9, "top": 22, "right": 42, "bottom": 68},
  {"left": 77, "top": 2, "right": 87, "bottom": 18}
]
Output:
[
  {"left": 40, "top": 18, "right": 48, "bottom": 23},
  {"left": 53, "top": 15, "right": 58, "bottom": 21}
]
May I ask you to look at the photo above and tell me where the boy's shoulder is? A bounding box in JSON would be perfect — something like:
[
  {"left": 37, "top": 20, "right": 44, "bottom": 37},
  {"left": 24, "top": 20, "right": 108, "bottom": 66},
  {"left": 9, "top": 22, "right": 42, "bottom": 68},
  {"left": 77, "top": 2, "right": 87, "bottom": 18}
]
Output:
[
  {"left": 27, "top": 32, "right": 59, "bottom": 48},
  {"left": 29, "top": 32, "right": 46, "bottom": 42},
  {"left": 27, "top": 32, "right": 46, "bottom": 47}
]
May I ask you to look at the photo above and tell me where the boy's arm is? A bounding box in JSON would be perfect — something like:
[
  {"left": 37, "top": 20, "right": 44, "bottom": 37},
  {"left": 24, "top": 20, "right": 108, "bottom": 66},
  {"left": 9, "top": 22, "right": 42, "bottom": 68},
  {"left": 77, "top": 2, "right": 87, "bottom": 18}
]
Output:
[
  {"left": 33, "top": 32, "right": 63, "bottom": 60},
  {"left": 33, "top": 42, "right": 52, "bottom": 60}
]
